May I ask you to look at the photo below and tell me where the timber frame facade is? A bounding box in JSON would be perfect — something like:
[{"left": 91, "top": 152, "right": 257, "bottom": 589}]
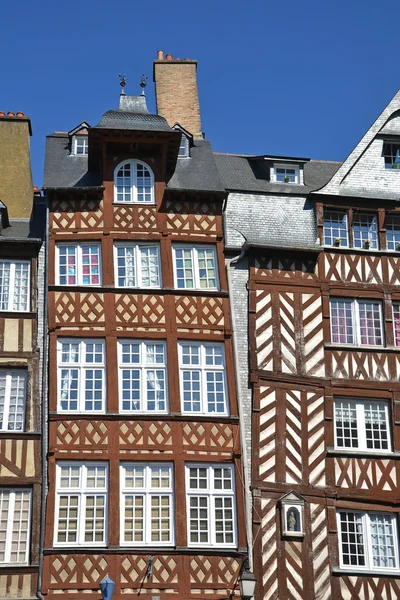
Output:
[
  {"left": 0, "top": 114, "right": 44, "bottom": 600},
  {"left": 219, "top": 90, "right": 400, "bottom": 599},
  {"left": 42, "top": 88, "right": 247, "bottom": 600}
]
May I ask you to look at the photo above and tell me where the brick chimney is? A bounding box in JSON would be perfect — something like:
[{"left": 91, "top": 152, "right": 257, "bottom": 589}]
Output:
[
  {"left": 153, "top": 50, "right": 203, "bottom": 138},
  {"left": 0, "top": 112, "right": 33, "bottom": 219}
]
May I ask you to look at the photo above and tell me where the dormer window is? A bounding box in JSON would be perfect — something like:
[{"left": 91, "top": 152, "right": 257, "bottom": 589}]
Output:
[
  {"left": 272, "top": 164, "right": 300, "bottom": 184},
  {"left": 383, "top": 142, "right": 400, "bottom": 169},
  {"left": 178, "top": 135, "right": 190, "bottom": 158},
  {"left": 73, "top": 136, "right": 88, "bottom": 156},
  {"left": 114, "top": 160, "right": 154, "bottom": 204}
]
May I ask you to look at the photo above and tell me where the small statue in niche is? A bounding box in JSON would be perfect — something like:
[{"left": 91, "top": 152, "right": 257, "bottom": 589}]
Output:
[{"left": 287, "top": 507, "right": 300, "bottom": 532}]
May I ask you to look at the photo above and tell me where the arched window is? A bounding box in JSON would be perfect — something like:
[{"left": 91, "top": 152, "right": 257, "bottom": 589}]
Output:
[{"left": 114, "top": 160, "right": 154, "bottom": 204}]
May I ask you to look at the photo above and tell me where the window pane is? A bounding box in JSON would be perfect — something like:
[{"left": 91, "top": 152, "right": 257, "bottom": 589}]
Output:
[
  {"left": 393, "top": 303, "right": 400, "bottom": 347},
  {"left": 335, "top": 400, "right": 358, "bottom": 448},
  {"left": 364, "top": 402, "right": 389, "bottom": 450},
  {"left": 0, "top": 262, "right": 11, "bottom": 310},
  {"left": 370, "top": 513, "right": 397, "bottom": 569},
  {"left": 140, "top": 246, "right": 160, "bottom": 287},
  {"left": 58, "top": 246, "right": 77, "bottom": 286},
  {"left": 358, "top": 301, "right": 382, "bottom": 345},
  {"left": 353, "top": 213, "right": 378, "bottom": 249},
  {"left": 323, "top": 210, "right": 348, "bottom": 246},
  {"left": 7, "top": 372, "right": 26, "bottom": 431},
  {"left": 330, "top": 299, "right": 354, "bottom": 344},
  {"left": 197, "top": 248, "right": 217, "bottom": 289},
  {"left": 116, "top": 163, "right": 132, "bottom": 202},
  {"left": 117, "top": 246, "right": 136, "bottom": 287},
  {"left": 386, "top": 215, "right": 400, "bottom": 250},
  {"left": 0, "top": 490, "right": 30, "bottom": 563},
  {"left": 340, "top": 511, "right": 365, "bottom": 567},
  {"left": 136, "top": 163, "right": 153, "bottom": 203},
  {"left": 175, "top": 248, "right": 194, "bottom": 289},
  {"left": 383, "top": 143, "right": 400, "bottom": 169},
  {"left": 13, "top": 263, "right": 29, "bottom": 311},
  {"left": 124, "top": 495, "right": 144, "bottom": 542},
  {"left": 81, "top": 245, "right": 100, "bottom": 285},
  {"left": 189, "top": 496, "right": 209, "bottom": 543}
]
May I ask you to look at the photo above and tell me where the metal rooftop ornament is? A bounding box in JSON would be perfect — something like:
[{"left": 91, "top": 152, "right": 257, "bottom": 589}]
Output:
[
  {"left": 119, "top": 73, "right": 127, "bottom": 95},
  {"left": 140, "top": 74, "right": 148, "bottom": 96}
]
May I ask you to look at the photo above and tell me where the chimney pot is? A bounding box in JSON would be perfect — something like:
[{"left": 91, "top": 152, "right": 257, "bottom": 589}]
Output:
[
  {"left": 157, "top": 50, "right": 164, "bottom": 60},
  {"left": 7, "top": 111, "right": 14, "bottom": 117},
  {"left": 165, "top": 53, "right": 173, "bottom": 61},
  {"left": 16, "top": 111, "right": 24, "bottom": 117},
  {"left": 0, "top": 112, "right": 4, "bottom": 117}
]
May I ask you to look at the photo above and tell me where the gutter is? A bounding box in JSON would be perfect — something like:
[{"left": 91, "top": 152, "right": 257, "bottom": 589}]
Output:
[
  {"left": 37, "top": 204, "right": 49, "bottom": 600},
  {"left": 226, "top": 242, "right": 254, "bottom": 572}
]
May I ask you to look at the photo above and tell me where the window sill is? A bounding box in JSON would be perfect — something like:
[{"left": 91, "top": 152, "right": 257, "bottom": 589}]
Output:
[
  {"left": 112, "top": 201, "right": 156, "bottom": 206},
  {"left": 0, "top": 564, "right": 38, "bottom": 572},
  {"left": 326, "top": 447, "right": 400, "bottom": 459},
  {"left": 323, "top": 246, "right": 400, "bottom": 256},
  {"left": 325, "top": 343, "right": 393, "bottom": 352},
  {"left": 332, "top": 566, "right": 400, "bottom": 578}
]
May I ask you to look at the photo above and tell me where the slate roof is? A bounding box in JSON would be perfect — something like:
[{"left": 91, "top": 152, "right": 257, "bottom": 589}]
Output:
[
  {"left": 218, "top": 153, "right": 342, "bottom": 252},
  {"left": 94, "top": 110, "right": 172, "bottom": 132},
  {"left": 43, "top": 134, "right": 102, "bottom": 189},
  {"left": 225, "top": 192, "right": 320, "bottom": 251},
  {"left": 214, "top": 153, "right": 341, "bottom": 194},
  {"left": 167, "top": 140, "right": 225, "bottom": 192}
]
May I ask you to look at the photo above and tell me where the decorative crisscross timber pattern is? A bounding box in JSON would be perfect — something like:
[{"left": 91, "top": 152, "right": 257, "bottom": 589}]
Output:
[
  {"left": 278, "top": 292, "right": 297, "bottom": 373},
  {"left": 388, "top": 256, "right": 400, "bottom": 285},
  {"left": 329, "top": 350, "right": 391, "bottom": 381},
  {"left": 48, "top": 555, "right": 108, "bottom": 587},
  {"left": 255, "top": 290, "right": 273, "bottom": 370},
  {"left": 54, "top": 292, "right": 105, "bottom": 325},
  {"left": 120, "top": 555, "right": 178, "bottom": 589},
  {"left": 115, "top": 294, "right": 166, "bottom": 327},
  {"left": 285, "top": 391, "right": 302, "bottom": 484},
  {"left": 307, "top": 391, "right": 326, "bottom": 487},
  {"left": 0, "top": 573, "right": 35, "bottom": 598},
  {"left": 0, "top": 439, "right": 37, "bottom": 477},
  {"left": 119, "top": 421, "right": 173, "bottom": 448},
  {"left": 334, "top": 457, "right": 396, "bottom": 491},
  {"left": 284, "top": 541, "right": 304, "bottom": 599},
  {"left": 339, "top": 576, "right": 400, "bottom": 599},
  {"left": 175, "top": 296, "right": 224, "bottom": 329},
  {"left": 259, "top": 387, "right": 276, "bottom": 482},
  {"left": 323, "top": 253, "right": 383, "bottom": 284},
  {"left": 80, "top": 198, "right": 104, "bottom": 229},
  {"left": 310, "top": 504, "right": 331, "bottom": 600},
  {"left": 50, "top": 198, "right": 77, "bottom": 229},
  {"left": 166, "top": 200, "right": 218, "bottom": 235},
  {"left": 189, "top": 555, "right": 240, "bottom": 593},
  {"left": 113, "top": 205, "right": 157, "bottom": 230},
  {"left": 56, "top": 421, "right": 108, "bottom": 450},
  {"left": 254, "top": 256, "right": 317, "bottom": 280},
  {"left": 302, "top": 293, "right": 325, "bottom": 376},
  {"left": 182, "top": 422, "right": 234, "bottom": 451},
  {"left": 260, "top": 498, "right": 278, "bottom": 599}
]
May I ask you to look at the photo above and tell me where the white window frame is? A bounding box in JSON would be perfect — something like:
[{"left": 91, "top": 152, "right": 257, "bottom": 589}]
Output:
[
  {"left": 0, "top": 370, "right": 27, "bottom": 432},
  {"left": 0, "top": 489, "right": 31, "bottom": 564},
  {"left": 56, "top": 243, "right": 102, "bottom": 286},
  {"left": 271, "top": 163, "right": 300, "bottom": 184},
  {"left": 329, "top": 298, "right": 384, "bottom": 346},
  {"left": 0, "top": 260, "right": 30, "bottom": 312},
  {"left": 113, "top": 159, "right": 155, "bottom": 204},
  {"left": 334, "top": 397, "right": 391, "bottom": 453},
  {"left": 178, "top": 342, "right": 229, "bottom": 416},
  {"left": 117, "top": 340, "right": 168, "bottom": 414},
  {"left": 54, "top": 462, "right": 108, "bottom": 547},
  {"left": 73, "top": 135, "right": 88, "bottom": 156},
  {"left": 120, "top": 463, "right": 174, "bottom": 546},
  {"left": 57, "top": 338, "right": 106, "bottom": 414},
  {"left": 337, "top": 510, "right": 400, "bottom": 572},
  {"left": 185, "top": 464, "right": 236, "bottom": 548},
  {"left": 113, "top": 243, "right": 161, "bottom": 288},
  {"left": 323, "top": 209, "right": 350, "bottom": 247},
  {"left": 173, "top": 245, "right": 219, "bottom": 291}
]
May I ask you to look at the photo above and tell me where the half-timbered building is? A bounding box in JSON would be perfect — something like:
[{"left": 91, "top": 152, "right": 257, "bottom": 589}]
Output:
[
  {"left": 41, "top": 53, "right": 247, "bottom": 600},
  {"left": 219, "top": 90, "right": 400, "bottom": 599},
  {"left": 0, "top": 112, "right": 45, "bottom": 600}
]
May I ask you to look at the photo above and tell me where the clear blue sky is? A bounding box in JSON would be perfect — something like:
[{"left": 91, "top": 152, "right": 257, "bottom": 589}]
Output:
[{"left": 0, "top": 0, "right": 396, "bottom": 186}]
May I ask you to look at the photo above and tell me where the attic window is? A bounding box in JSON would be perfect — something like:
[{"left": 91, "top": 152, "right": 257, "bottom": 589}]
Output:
[
  {"left": 273, "top": 164, "right": 300, "bottom": 184},
  {"left": 383, "top": 142, "right": 400, "bottom": 169},
  {"left": 73, "top": 136, "right": 88, "bottom": 156},
  {"left": 178, "top": 135, "right": 190, "bottom": 158}
]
